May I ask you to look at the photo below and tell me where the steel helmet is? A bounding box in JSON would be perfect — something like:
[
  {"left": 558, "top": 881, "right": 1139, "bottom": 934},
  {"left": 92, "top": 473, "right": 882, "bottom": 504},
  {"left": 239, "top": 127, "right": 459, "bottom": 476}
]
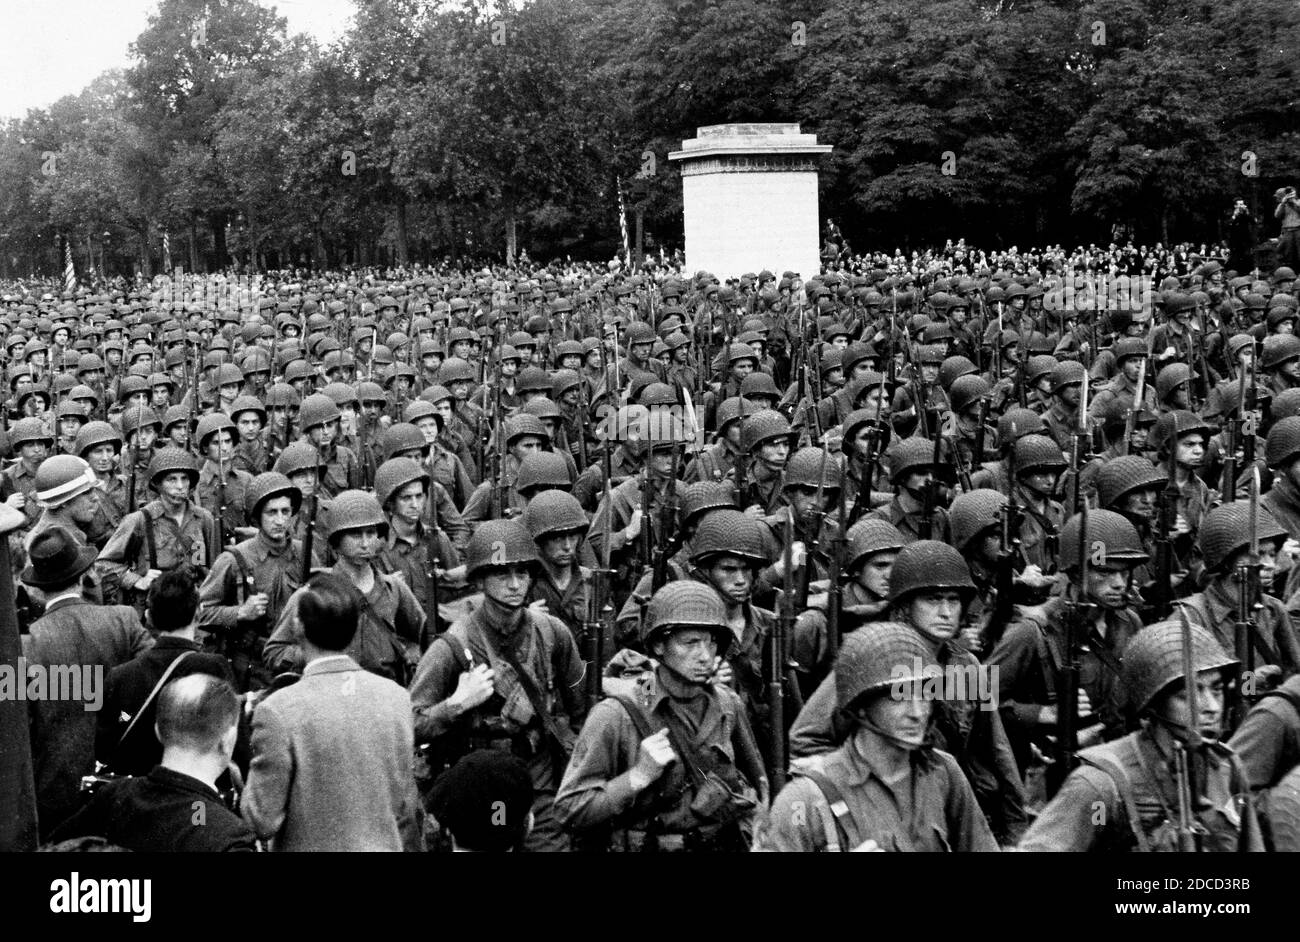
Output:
[
  {"left": 1095, "top": 456, "right": 1167, "bottom": 510},
  {"left": 739, "top": 409, "right": 794, "bottom": 455},
  {"left": 374, "top": 457, "right": 429, "bottom": 509},
  {"left": 33, "top": 454, "right": 97, "bottom": 508},
  {"left": 9, "top": 417, "right": 53, "bottom": 448},
  {"left": 327, "top": 489, "right": 389, "bottom": 543},
  {"left": 948, "top": 489, "right": 1008, "bottom": 552},
  {"left": 298, "top": 393, "right": 341, "bottom": 431},
  {"left": 74, "top": 420, "right": 121, "bottom": 457},
  {"left": 244, "top": 471, "right": 302, "bottom": 523},
  {"left": 641, "top": 581, "right": 731, "bottom": 655},
  {"left": 147, "top": 447, "right": 200, "bottom": 490},
  {"left": 844, "top": 518, "right": 907, "bottom": 570},
  {"left": 835, "top": 622, "right": 936, "bottom": 712},
  {"left": 465, "top": 518, "right": 540, "bottom": 579},
  {"left": 380, "top": 423, "right": 428, "bottom": 461},
  {"left": 1265, "top": 416, "right": 1300, "bottom": 470},
  {"left": 887, "top": 541, "right": 976, "bottom": 605},
  {"left": 782, "top": 447, "right": 841, "bottom": 493},
  {"left": 680, "top": 482, "right": 736, "bottom": 527},
  {"left": 522, "top": 489, "right": 589, "bottom": 541},
  {"left": 195, "top": 412, "right": 239, "bottom": 450},
  {"left": 1122, "top": 619, "right": 1237, "bottom": 716},
  {"left": 1198, "top": 503, "right": 1287, "bottom": 574},
  {"left": 1058, "top": 509, "right": 1148, "bottom": 571},
  {"left": 274, "top": 441, "right": 327, "bottom": 478},
  {"left": 514, "top": 451, "right": 573, "bottom": 494},
  {"left": 690, "top": 509, "right": 771, "bottom": 568}
]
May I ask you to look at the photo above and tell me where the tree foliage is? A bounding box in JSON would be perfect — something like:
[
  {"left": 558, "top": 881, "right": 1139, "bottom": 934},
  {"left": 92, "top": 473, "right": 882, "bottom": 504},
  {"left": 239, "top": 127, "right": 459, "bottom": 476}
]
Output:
[{"left": 2, "top": 0, "right": 1298, "bottom": 277}]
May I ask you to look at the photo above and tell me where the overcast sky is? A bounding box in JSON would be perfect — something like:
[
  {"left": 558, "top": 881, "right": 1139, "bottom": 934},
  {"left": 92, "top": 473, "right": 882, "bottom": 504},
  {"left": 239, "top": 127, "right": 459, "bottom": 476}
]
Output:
[{"left": 0, "top": 0, "right": 357, "bottom": 121}]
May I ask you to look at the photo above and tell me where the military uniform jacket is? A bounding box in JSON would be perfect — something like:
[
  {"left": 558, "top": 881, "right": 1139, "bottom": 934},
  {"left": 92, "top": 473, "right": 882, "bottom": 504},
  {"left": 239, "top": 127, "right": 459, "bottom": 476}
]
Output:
[
  {"left": 198, "top": 533, "right": 308, "bottom": 644},
  {"left": 684, "top": 440, "right": 740, "bottom": 484},
  {"left": 787, "top": 640, "right": 1028, "bottom": 844},
  {"left": 1228, "top": 676, "right": 1300, "bottom": 789},
  {"left": 22, "top": 596, "right": 153, "bottom": 837},
  {"left": 409, "top": 605, "right": 585, "bottom": 792},
  {"left": 763, "top": 729, "right": 998, "bottom": 852},
  {"left": 528, "top": 562, "right": 593, "bottom": 643},
  {"left": 587, "top": 474, "right": 688, "bottom": 589},
  {"left": 1180, "top": 583, "right": 1300, "bottom": 675},
  {"left": 867, "top": 494, "right": 952, "bottom": 544},
  {"left": 986, "top": 597, "right": 1142, "bottom": 774},
  {"left": 555, "top": 667, "right": 765, "bottom": 839},
  {"left": 6, "top": 460, "right": 42, "bottom": 528},
  {"left": 378, "top": 522, "right": 460, "bottom": 625},
  {"left": 198, "top": 460, "right": 253, "bottom": 543},
  {"left": 263, "top": 563, "right": 427, "bottom": 685},
  {"left": 96, "top": 499, "right": 218, "bottom": 594},
  {"left": 1018, "top": 733, "right": 1263, "bottom": 852}
]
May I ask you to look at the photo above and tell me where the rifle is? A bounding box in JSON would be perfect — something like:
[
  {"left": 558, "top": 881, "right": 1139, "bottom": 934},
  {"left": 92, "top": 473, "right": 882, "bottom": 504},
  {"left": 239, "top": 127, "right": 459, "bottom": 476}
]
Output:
[
  {"left": 971, "top": 394, "right": 988, "bottom": 472},
  {"left": 639, "top": 457, "right": 654, "bottom": 574},
  {"left": 770, "top": 514, "right": 795, "bottom": 791},
  {"left": 1222, "top": 362, "right": 1245, "bottom": 500},
  {"left": 216, "top": 449, "right": 230, "bottom": 550},
  {"left": 127, "top": 403, "right": 142, "bottom": 514},
  {"left": 1152, "top": 438, "right": 1180, "bottom": 622},
  {"left": 1172, "top": 604, "right": 1209, "bottom": 852},
  {"left": 300, "top": 451, "right": 318, "bottom": 585},
  {"left": 1230, "top": 468, "right": 1263, "bottom": 732},
  {"left": 650, "top": 445, "right": 681, "bottom": 591},
  {"left": 490, "top": 345, "right": 506, "bottom": 518},
  {"left": 1120, "top": 356, "right": 1148, "bottom": 458},
  {"left": 584, "top": 437, "right": 616, "bottom": 707},
  {"left": 734, "top": 396, "right": 750, "bottom": 508},
  {"left": 827, "top": 454, "right": 846, "bottom": 656},
  {"left": 1048, "top": 376, "right": 1098, "bottom": 795},
  {"left": 795, "top": 449, "right": 830, "bottom": 614},
  {"left": 918, "top": 416, "right": 942, "bottom": 539},
  {"left": 423, "top": 475, "right": 442, "bottom": 638}
]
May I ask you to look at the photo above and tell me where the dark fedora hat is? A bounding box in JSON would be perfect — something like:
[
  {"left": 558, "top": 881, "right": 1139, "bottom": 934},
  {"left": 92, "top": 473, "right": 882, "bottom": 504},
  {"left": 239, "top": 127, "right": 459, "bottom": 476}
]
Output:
[{"left": 21, "top": 526, "right": 98, "bottom": 589}]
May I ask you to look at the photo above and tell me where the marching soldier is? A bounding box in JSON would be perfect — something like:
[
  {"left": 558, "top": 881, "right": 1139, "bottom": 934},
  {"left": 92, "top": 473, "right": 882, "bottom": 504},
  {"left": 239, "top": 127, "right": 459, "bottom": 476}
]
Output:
[
  {"left": 198, "top": 472, "right": 308, "bottom": 691},
  {"left": 987, "top": 510, "right": 1149, "bottom": 777},
  {"left": 96, "top": 448, "right": 217, "bottom": 618},
  {"left": 522, "top": 489, "right": 593, "bottom": 643},
  {"left": 764, "top": 623, "right": 998, "bottom": 852},
  {"left": 374, "top": 457, "right": 460, "bottom": 630},
  {"left": 264, "top": 489, "right": 426, "bottom": 684},
  {"left": 556, "top": 581, "right": 766, "bottom": 852},
  {"left": 410, "top": 519, "right": 586, "bottom": 852},
  {"left": 1020, "top": 620, "right": 1263, "bottom": 851}
]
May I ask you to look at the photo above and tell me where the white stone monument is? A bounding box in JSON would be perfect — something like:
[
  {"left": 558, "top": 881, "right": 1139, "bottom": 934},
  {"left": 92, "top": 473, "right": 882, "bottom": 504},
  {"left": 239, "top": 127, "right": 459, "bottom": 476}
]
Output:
[{"left": 668, "top": 123, "right": 832, "bottom": 281}]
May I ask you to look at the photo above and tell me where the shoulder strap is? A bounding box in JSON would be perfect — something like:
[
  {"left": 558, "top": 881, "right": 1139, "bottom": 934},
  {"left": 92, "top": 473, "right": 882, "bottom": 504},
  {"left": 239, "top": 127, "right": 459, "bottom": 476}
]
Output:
[
  {"left": 141, "top": 508, "right": 159, "bottom": 570},
  {"left": 1260, "top": 685, "right": 1300, "bottom": 719},
  {"left": 494, "top": 629, "right": 567, "bottom": 782},
  {"left": 1076, "top": 750, "right": 1151, "bottom": 852},
  {"left": 610, "top": 693, "right": 654, "bottom": 741},
  {"left": 796, "top": 768, "right": 861, "bottom": 853},
  {"left": 114, "top": 650, "right": 196, "bottom": 761},
  {"left": 228, "top": 546, "right": 252, "bottom": 603}
]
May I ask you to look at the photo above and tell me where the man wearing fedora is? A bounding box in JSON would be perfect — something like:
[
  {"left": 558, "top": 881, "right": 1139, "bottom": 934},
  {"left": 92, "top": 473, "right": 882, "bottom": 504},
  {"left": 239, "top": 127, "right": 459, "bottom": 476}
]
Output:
[{"left": 21, "top": 525, "right": 153, "bottom": 839}]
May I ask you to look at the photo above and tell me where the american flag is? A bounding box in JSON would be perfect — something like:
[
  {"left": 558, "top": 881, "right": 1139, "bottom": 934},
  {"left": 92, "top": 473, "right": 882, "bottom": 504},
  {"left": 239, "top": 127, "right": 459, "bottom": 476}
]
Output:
[
  {"left": 63, "top": 236, "right": 76, "bottom": 295},
  {"left": 162, "top": 229, "right": 172, "bottom": 272},
  {"left": 616, "top": 177, "right": 629, "bottom": 265}
]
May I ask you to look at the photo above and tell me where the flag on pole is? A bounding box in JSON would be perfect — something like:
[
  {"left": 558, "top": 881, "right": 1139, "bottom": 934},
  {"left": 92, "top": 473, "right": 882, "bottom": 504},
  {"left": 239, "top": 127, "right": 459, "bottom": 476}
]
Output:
[
  {"left": 63, "top": 236, "right": 76, "bottom": 296},
  {"left": 162, "top": 229, "right": 172, "bottom": 273},
  {"left": 616, "top": 177, "right": 630, "bottom": 265}
]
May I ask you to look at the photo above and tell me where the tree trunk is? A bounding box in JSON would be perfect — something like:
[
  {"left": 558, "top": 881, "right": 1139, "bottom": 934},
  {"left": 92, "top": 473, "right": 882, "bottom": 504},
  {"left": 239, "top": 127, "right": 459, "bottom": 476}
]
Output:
[
  {"left": 505, "top": 199, "right": 517, "bottom": 265},
  {"left": 140, "top": 222, "right": 154, "bottom": 278},
  {"left": 395, "top": 199, "right": 410, "bottom": 267},
  {"left": 189, "top": 217, "right": 200, "bottom": 272},
  {"left": 246, "top": 206, "right": 260, "bottom": 274},
  {"left": 210, "top": 212, "right": 227, "bottom": 269},
  {"left": 1161, "top": 207, "right": 1170, "bottom": 245}
]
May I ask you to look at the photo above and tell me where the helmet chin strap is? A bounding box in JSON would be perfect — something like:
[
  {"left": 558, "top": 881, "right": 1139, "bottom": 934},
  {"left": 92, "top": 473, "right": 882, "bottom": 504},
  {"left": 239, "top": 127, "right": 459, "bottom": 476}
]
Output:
[{"left": 855, "top": 708, "right": 930, "bottom": 752}]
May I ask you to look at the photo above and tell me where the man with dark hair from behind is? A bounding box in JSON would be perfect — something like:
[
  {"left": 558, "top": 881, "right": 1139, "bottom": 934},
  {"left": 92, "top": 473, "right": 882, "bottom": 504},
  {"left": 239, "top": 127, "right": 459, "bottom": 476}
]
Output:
[
  {"left": 97, "top": 568, "right": 235, "bottom": 775},
  {"left": 49, "top": 674, "right": 257, "bottom": 852},
  {"left": 243, "top": 574, "right": 425, "bottom": 851},
  {"left": 427, "top": 752, "right": 534, "bottom": 852}
]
